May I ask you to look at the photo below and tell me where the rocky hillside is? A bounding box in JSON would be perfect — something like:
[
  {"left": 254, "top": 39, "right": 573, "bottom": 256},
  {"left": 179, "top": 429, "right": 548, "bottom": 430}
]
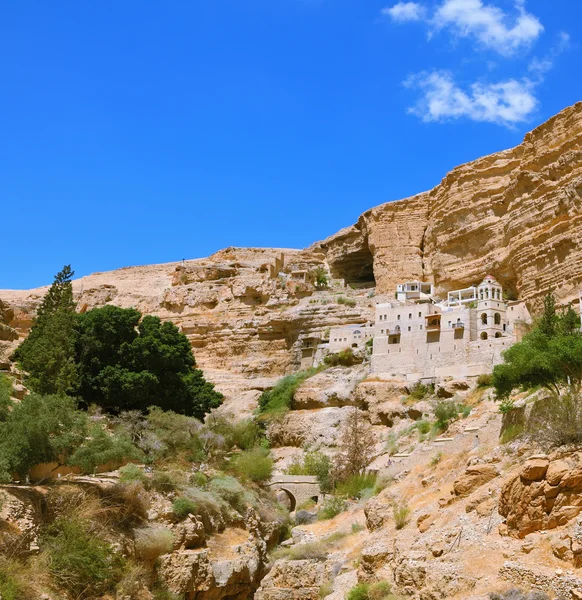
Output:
[{"left": 2, "top": 102, "right": 581, "bottom": 395}]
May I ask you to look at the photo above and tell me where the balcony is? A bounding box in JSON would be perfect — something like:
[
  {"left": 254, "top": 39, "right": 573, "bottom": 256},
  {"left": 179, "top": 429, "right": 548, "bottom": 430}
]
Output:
[
  {"left": 452, "top": 322, "right": 465, "bottom": 329},
  {"left": 425, "top": 316, "right": 441, "bottom": 331},
  {"left": 388, "top": 326, "right": 401, "bottom": 336}
]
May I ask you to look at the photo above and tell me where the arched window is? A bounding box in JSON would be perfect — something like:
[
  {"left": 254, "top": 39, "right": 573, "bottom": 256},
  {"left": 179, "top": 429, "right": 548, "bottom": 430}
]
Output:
[
  {"left": 481, "top": 313, "right": 488, "bottom": 325},
  {"left": 495, "top": 332, "right": 502, "bottom": 338},
  {"left": 494, "top": 313, "right": 501, "bottom": 325},
  {"left": 480, "top": 332, "right": 488, "bottom": 340}
]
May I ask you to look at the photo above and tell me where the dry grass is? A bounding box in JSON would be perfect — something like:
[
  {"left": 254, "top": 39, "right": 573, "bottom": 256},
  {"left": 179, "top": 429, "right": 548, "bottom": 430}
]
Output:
[
  {"left": 102, "top": 482, "right": 150, "bottom": 526},
  {"left": 134, "top": 527, "right": 174, "bottom": 562}
]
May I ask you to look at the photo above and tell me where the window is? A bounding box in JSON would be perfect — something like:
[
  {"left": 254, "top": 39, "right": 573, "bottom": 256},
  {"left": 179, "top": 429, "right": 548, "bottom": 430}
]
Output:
[
  {"left": 495, "top": 332, "right": 502, "bottom": 338},
  {"left": 409, "top": 313, "right": 412, "bottom": 319},
  {"left": 381, "top": 329, "right": 384, "bottom": 335},
  {"left": 480, "top": 332, "right": 488, "bottom": 340},
  {"left": 420, "top": 325, "right": 423, "bottom": 330},
  {"left": 418, "top": 312, "right": 422, "bottom": 318},
  {"left": 481, "top": 313, "right": 488, "bottom": 325},
  {"left": 494, "top": 313, "right": 501, "bottom": 325},
  {"left": 408, "top": 326, "right": 411, "bottom": 331},
  {"left": 397, "top": 315, "right": 401, "bottom": 320}
]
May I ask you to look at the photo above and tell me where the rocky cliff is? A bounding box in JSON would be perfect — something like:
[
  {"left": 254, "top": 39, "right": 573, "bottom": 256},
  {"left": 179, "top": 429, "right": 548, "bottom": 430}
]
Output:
[
  {"left": 318, "top": 101, "right": 582, "bottom": 309},
  {"left": 1, "top": 102, "right": 581, "bottom": 391}
]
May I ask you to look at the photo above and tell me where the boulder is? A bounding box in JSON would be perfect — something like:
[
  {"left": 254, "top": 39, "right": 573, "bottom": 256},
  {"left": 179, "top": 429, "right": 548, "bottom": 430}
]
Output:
[
  {"left": 500, "top": 453, "right": 582, "bottom": 538},
  {"left": 453, "top": 464, "right": 499, "bottom": 497},
  {"left": 520, "top": 456, "right": 550, "bottom": 482}
]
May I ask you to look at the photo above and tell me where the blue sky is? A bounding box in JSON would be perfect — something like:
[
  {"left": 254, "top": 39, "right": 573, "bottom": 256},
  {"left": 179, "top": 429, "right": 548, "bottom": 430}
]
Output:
[{"left": 1, "top": 0, "right": 580, "bottom": 289}]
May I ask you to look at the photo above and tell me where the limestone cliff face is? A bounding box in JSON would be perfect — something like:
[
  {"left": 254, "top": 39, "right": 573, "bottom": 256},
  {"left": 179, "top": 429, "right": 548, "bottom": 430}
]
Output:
[
  {"left": 318, "top": 101, "right": 582, "bottom": 309},
  {"left": 0, "top": 247, "right": 376, "bottom": 397},
  {"left": 2, "top": 102, "right": 582, "bottom": 387}
]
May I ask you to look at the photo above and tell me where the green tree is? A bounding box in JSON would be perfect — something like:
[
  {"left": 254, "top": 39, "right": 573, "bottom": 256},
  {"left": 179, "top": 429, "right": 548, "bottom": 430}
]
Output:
[
  {"left": 12, "top": 265, "right": 78, "bottom": 395},
  {"left": 75, "top": 306, "right": 223, "bottom": 418},
  {"left": 0, "top": 375, "right": 12, "bottom": 422},
  {"left": 493, "top": 292, "right": 582, "bottom": 399},
  {"left": 538, "top": 290, "right": 558, "bottom": 337}
]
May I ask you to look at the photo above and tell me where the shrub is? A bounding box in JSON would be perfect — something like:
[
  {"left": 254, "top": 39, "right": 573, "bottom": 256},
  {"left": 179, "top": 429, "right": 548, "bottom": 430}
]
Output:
[
  {"left": 68, "top": 425, "right": 142, "bottom": 474},
  {"left": 430, "top": 452, "right": 442, "bottom": 467},
  {"left": 182, "top": 488, "right": 229, "bottom": 532},
  {"left": 231, "top": 447, "right": 273, "bottom": 482},
  {"left": 348, "top": 584, "right": 371, "bottom": 600},
  {"left": 295, "top": 509, "right": 317, "bottom": 525},
  {"left": 433, "top": 400, "right": 459, "bottom": 431},
  {"left": 393, "top": 503, "right": 410, "bottom": 530},
  {"left": 459, "top": 404, "right": 471, "bottom": 418},
  {"left": 415, "top": 419, "right": 431, "bottom": 435},
  {"left": 324, "top": 348, "right": 359, "bottom": 367},
  {"left": 477, "top": 373, "right": 493, "bottom": 388},
  {"left": 319, "top": 581, "right": 334, "bottom": 598},
  {"left": 0, "top": 557, "right": 35, "bottom": 600},
  {"left": 152, "top": 585, "right": 182, "bottom": 600},
  {"left": 385, "top": 432, "right": 399, "bottom": 456},
  {"left": 134, "top": 526, "right": 174, "bottom": 562},
  {"left": 373, "top": 474, "right": 393, "bottom": 495},
  {"left": 489, "top": 590, "right": 550, "bottom": 600},
  {"left": 190, "top": 471, "right": 208, "bottom": 487},
  {"left": 526, "top": 392, "right": 582, "bottom": 448},
  {"left": 286, "top": 451, "right": 332, "bottom": 493},
  {"left": 259, "top": 370, "right": 317, "bottom": 414},
  {"left": 150, "top": 470, "right": 181, "bottom": 493},
  {"left": 103, "top": 482, "right": 150, "bottom": 525},
  {"left": 272, "top": 541, "right": 328, "bottom": 561},
  {"left": 205, "top": 415, "right": 264, "bottom": 451},
  {"left": 172, "top": 496, "right": 197, "bottom": 520},
  {"left": 352, "top": 522, "right": 364, "bottom": 533},
  {"left": 209, "top": 476, "right": 246, "bottom": 512},
  {"left": 146, "top": 407, "right": 203, "bottom": 455},
  {"left": 115, "top": 561, "right": 149, "bottom": 598},
  {"left": 347, "top": 581, "right": 396, "bottom": 600},
  {"left": 337, "top": 296, "right": 356, "bottom": 307},
  {"left": 409, "top": 383, "right": 430, "bottom": 401},
  {"left": 40, "top": 517, "right": 124, "bottom": 599},
  {"left": 119, "top": 464, "right": 150, "bottom": 487},
  {"left": 335, "top": 473, "right": 377, "bottom": 499},
  {"left": 318, "top": 497, "right": 347, "bottom": 520}
]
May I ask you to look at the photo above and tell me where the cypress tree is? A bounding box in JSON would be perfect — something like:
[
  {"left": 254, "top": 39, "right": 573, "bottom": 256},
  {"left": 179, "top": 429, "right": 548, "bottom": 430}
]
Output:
[{"left": 12, "top": 265, "right": 78, "bottom": 395}]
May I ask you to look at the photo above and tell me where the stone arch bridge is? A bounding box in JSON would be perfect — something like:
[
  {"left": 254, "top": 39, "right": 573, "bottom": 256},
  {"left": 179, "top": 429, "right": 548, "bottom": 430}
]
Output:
[{"left": 266, "top": 475, "right": 320, "bottom": 511}]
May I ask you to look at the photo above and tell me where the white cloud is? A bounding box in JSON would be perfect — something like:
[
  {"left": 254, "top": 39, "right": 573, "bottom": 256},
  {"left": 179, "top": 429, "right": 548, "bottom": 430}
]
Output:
[
  {"left": 404, "top": 71, "right": 537, "bottom": 126},
  {"left": 528, "top": 31, "right": 570, "bottom": 78},
  {"left": 433, "top": 0, "right": 543, "bottom": 55},
  {"left": 383, "top": 0, "right": 543, "bottom": 56},
  {"left": 381, "top": 2, "right": 425, "bottom": 22}
]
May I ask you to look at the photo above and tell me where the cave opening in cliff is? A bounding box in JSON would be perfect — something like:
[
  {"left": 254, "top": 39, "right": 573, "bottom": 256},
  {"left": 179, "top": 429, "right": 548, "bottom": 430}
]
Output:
[{"left": 330, "top": 238, "right": 375, "bottom": 288}]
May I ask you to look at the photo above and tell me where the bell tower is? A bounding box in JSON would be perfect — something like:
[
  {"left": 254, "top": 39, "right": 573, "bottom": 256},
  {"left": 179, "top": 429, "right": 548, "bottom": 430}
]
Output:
[{"left": 477, "top": 275, "right": 507, "bottom": 340}]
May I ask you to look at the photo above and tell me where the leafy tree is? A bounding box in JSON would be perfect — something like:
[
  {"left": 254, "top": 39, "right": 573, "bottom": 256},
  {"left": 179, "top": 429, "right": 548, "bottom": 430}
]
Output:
[
  {"left": 333, "top": 408, "right": 375, "bottom": 481},
  {"left": 559, "top": 303, "right": 580, "bottom": 335},
  {"left": 0, "top": 394, "right": 88, "bottom": 481},
  {"left": 0, "top": 375, "right": 12, "bottom": 422},
  {"left": 493, "top": 321, "right": 582, "bottom": 399},
  {"left": 12, "top": 265, "right": 78, "bottom": 395},
  {"left": 75, "top": 306, "right": 223, "bottom": 418},
  {"left": 537, "top": 290, "right": 558, "bottom": 337},
  {"left": 312, "top": 266, "right": 329, "bottom": 289}
]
